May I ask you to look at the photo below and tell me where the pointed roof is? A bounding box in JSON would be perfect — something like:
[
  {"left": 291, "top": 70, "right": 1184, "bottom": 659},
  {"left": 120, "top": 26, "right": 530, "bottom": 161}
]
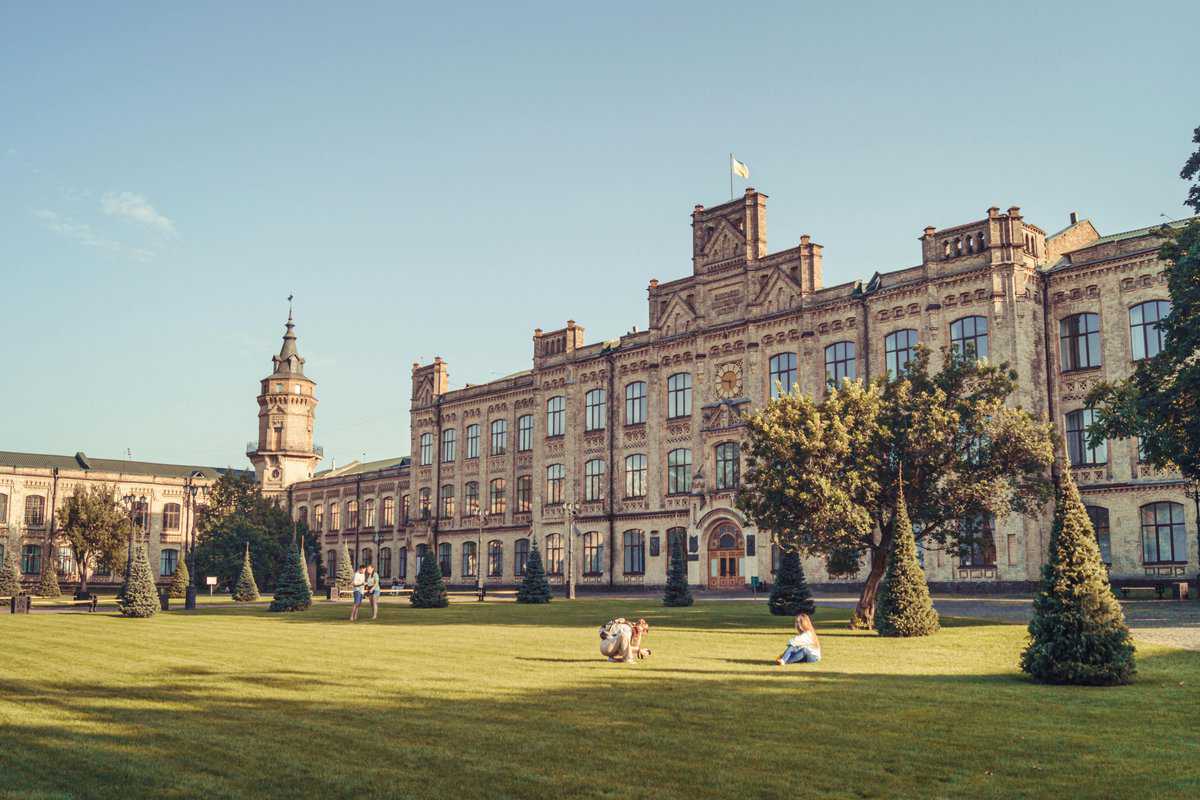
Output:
[{"left": 270, "top": 306, "right": 307, "bottom": 378}]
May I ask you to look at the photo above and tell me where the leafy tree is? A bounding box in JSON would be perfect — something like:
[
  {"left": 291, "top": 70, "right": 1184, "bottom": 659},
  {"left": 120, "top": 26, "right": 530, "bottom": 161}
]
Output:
[
  {"left": 232, "top": 543, "right": 260, "bottom": 602},
  {"left": 37, "top": 561, "right": 62, "bottom": 598},
  {"left": 410, "top": 551, "right": 448, "bottom": 608},
  {"left": 738, "top": 349, "right": 1054, "bottom": 628},
  {"left": 768, "top": 548, "right": 814, "bottom": 617},
  {"left": 663, "top": 539, "right": 694, "bottom": 607},
  {"left": 118, "top": 544, "right": 158, "bottom": 618},
  {"left": 1181, "top": 124, "right": 1200, "bottom": 215},
  {"left": 0, "top": 536, "right": 21, "bottom": 596},
  {"left": 1020, "top": 464, "right": 1135, "bottom": 685},
  {"left": 875, "top": 473, "right": 939, "bottom": 637},
  {"left": 58, "top": 484, "right": 130, "bottom": 596},
  {"left": 337, "top": 541, "right": 354, "bottom": 592},
  {"left": 168, "top": 557, "right": 191, "bottom": 599},
  {"left": 517, "top": 537, "right": 552, "bottom": 604},
  {"left": 269, "top": 537, "right": 313, "bottom": 612}
]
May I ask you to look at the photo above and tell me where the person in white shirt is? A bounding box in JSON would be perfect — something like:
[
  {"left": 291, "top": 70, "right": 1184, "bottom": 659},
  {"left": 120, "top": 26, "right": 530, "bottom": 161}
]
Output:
[
  {"left": 349, "top": 566, "right": 366, "bottom": 622},
  {"left": 776, "top": 612, "right": 822, "bottom": 665}
]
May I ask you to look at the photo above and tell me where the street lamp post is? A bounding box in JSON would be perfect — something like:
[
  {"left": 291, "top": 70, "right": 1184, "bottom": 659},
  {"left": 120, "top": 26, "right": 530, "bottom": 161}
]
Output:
[
  {"left": 477, "top": 507, "right": 485, "bottom": 600},
  {"left": 564, "top": 502, "right": 579, "bottom": 600},
  {"left": 1185, "top": 480, "right": 1200, "bottom": 591},
  {"left": 121, "top": 492, "right": 145, "bottom": 598},
  {"left": 185, "top": 482, "right": 200, "bottom": 610}
]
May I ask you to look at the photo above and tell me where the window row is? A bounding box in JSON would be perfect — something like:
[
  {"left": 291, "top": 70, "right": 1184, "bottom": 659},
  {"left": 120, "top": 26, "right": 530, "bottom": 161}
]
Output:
[
  {"left": 1059, "top": 301, "right": 1172, "bottom": 372},
  {"left": 300, "top": 496, "right": 402, "bottom": 532},
  {"left": 1086, "top": 503, "right": 1189, "bottom": 566}
]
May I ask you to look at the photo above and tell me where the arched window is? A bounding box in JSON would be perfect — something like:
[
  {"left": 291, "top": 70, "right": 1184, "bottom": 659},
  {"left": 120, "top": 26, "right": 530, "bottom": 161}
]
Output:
[
  {"left": 625, "top": 381, "right": 647, "bottom": 425},
  {"left": 360, "top": 548, "right": 372, "bottom": 567},
  {"left": 715, "top": 442, "right": 740, "bottom": 490},
  {"left": 516, "top": 415, "right": 533, "bottom": 451},
  {"left": 159, "top": 548, "right": 179, "bottom": 576},
  {"left": 464, "top": 481, "right": 480, "bottom": 516},
  {"left": 954, "top": 238, "right": 963, "bottom": 256},
  {"left": 1059, "top": 313, "right": 1102, "bottom": 371},
  {"left": 381, "top": 496, "right": 394, "bottom": 527},
  {"left": 546, "top": 464, "right": 565, "bottom": 505},
  {"left": 1141, "top": 502, "right": 1187, "bottom": 564},
  {"left": 378, "top": 546, "right": 392, "bottom": 579},
  {"left": 329, "top": 502, "right": 341, "bottom": 531},
  {"left": 975, "top": 232, "right": 985, "bottom": 252},
  {"left": 163, "top": 503, "right": 181, "bottom": 531},
  {"left": 441, "top": 428, "right": 456, "bottom": 462},
  {"left": 769, "top": 352, "right": 797, "bottom": 398},
  {"left": 24, "top": 495, "right": 46, "bottom": 527},
  {"left": 489, "top": 478, "right": 507, "bottom": 515},
  {"left": 546, "top": 396, "right": 566, "bottom": 437},
  {"left": 297, "top": 506, "right": 308, "bottom": 527},
  {"left": 346, "top": 499, "right": 359, "bottom": 529},
  {"left": 418, "top": 488, "right": 431, "bottom": 520},
  {"left": 884, "top": 329, "right": 918, "bottom": 379},
  {"left": 958, "top": 515, "right": 996, "bottom": 567},
  {"left": 0, "top": 491, "right": 8, "bottom": 525},
  {"left": 584, "top": 459, "right": 605, "bottom": 502},
  {"left": 824, "top": 341, "right": 856, "bottom": 386},
  {"left": 1130, "top": 300, "right": 1171, "bottom": 361},
  {"left": 438, "top": 542, "right": 452, "bottom": 577},
  {"left": 439, "top": 485, "right": 455, "bottom": 519},
  {"left": 419, "top": 433, "right": 433, "bottom": 466},
  {"left": 327, "top": 549, "right": 337, "bottom": 577},
  {"left": 545, "top": 534, "right": 564, "bottom": 575},
  {"left": 585, "top": 388, "right": 607, "bottom": 431},
  {"left": 950, "top": 316, "right": 989, "bottom": 361},
  {"left": 462, "top": 541, "right": 478, "bottom": 577},
  {"left": 623, "top": 530, "right": 645, "bottom": 574},
  {"left": 583, "top": 532, "right": 604, "bottom": 575},
  {"left": 487, "top": 540, "right": 503, "bottom": 577},
  {"left": 465, "top": 424, "right": 480, "bottom": 459},
  {"left": 515, "top": 538, "right": 530, "bottom": 576},
  {"left": 398, "top": 546, "right": 408, "bottom": 580},
  {"left": 401, "top": 495, "right": 410, "bottom": 524},
  {"left": 667, "top": 373, "right": 693, "bottom": 418},
  {"left": 363, "top": 498, "right": 376, "bottom": 528},
  {"left": 313, "top": 504, "right": 324, "bottom": 531},
  {"left": 667, "top": 448, "right": 692, "bottom": 495},
  {"left": 1084, "top": 505, "right": 1111, "bottom": 565},
  {"left": 625, "top": 454, "right": 647, "bottom": 498},
  {"left": 516, "top": 475, "right": 532, "bottom": 513},
  {"left": 942, "top": 240, "right": 951, "bottom": 258},
  {"left": 491, "top": 419, "right": 508, "bottom": 455},
  {"left": 1065, "top": 409, "right": 1107, "bottom": 466}
]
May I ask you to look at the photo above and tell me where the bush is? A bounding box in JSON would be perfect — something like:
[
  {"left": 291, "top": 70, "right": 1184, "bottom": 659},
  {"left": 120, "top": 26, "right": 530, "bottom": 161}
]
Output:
[
  {"left": 297, "top": 540, "right": 311, "bottom": 592},
  {"left": 768, "top": 547, "right": 814, "bottom": 616},
  {"left": 167, "top": 557, "right": 191, "bottom": 599},
  {"left": 663, "top": 540, "right": 693, "bottom": 607},
  {"left": 232, "top": 544, "right": 260, "bottom": 602},
  {"left": 37, "top": 559, "right": 62, "bottom": 599},
  {"left": 1020, "top": 467, "right": 1135, "bottom": 685},
  {"left": 874, "top": 478, "right": 939, "bottom": 637},
  {"left": 269, "top": 538, "right": 313, "bottom": 612},
  {"left": 517, "top": 537, "right": 552, "bottom": 604},
  {"left": 410, "top": 551, "right": 448, "bottom": 608},
  {"left": 0, "top": 537, "right": 22, "bottom": 596},
  {"left": 337, "top": 542, "right": 354, "bottom": 592},
  {"left": 118, "top": 544, "right": 158, "bottom": 618}
]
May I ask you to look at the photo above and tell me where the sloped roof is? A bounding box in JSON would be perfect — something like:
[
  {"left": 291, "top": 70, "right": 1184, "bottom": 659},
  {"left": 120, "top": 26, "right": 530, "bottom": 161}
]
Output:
[
  {"left": 0, "top": 450, "right": 249, "bottom": 480},
  {"left": 1088, "top": 216, "right": 1197, "bottom": 246},
  {"left": 313, "top": 456, "right": 410, "bottom": 479}
]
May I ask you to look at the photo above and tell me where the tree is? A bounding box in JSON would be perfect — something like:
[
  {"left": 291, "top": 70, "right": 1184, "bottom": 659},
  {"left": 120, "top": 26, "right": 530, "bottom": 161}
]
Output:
[
  {"left": 663, "top": 538, "right": 694, "bottom": 607},
  {"left": 875, "top": 473, "right": 940, "bottom": 637},
  {"left": 410, "top": 550, "right": 448, "bottom": 608},
  {"left": 269, "top": 537, "right": 313, "bottom": 612},
  {"left": 0, "top": 536, "right": 21, "bottom": 596},
  {"left": 768, "top": 548, "right": 814, "bottom": 617},
  {"left": 738, "top": 349, "right": 1054, "bottom": 628},
  {"left": 58, "top": 484, "right": 130, "bottom": 596},
  {"left": 517, "top": 537, "right": 552, "bottom": 604},
  {"left": 118, "top": 544, "right": 158, "bottom": 618},
  {"left": 168, "top": 557, "right": 191, "bottom": 599},
  {"left": 1020, "top": 464, "right": 1135, "bottom": 685},
  {"left": 298, "top": 539, "right": 311, "bottom": 592},
  {"left": 1181, "top": 124, "right": 1200, "bottom": 215},
  {"left": 37, "top": 561, "right": 62, "bottom": 598},
  {"left": 232, "top": 543, "right": 260, "bottom": 602},
  {"left": 337, "top": 541, "right": 354, "bottom": 592}
]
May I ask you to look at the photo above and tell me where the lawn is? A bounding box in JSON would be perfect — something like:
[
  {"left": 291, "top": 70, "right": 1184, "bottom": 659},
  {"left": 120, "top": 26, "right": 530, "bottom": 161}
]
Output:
[{"left": 1, "top": 599, "right": 1196, "bottom": 800}]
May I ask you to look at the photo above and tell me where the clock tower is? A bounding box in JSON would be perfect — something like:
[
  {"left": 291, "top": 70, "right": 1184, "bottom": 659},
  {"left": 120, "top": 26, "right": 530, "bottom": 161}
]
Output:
[{"left": 248, "top": 306, "right": 321, "bottom": 498}]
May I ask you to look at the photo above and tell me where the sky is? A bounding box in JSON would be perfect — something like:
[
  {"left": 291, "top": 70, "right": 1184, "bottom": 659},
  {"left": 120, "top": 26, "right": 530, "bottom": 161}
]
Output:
[{"left": 1, "top": 1, "right": 1197, "bottom": 470}]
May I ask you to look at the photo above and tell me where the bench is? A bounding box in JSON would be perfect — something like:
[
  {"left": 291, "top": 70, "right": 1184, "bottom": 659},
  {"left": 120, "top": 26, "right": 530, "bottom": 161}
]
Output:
[
  {"left": 31, "top": 594, "right": 100, "bottom": 612},
  {"left": 379, "top": 587, "right": 411, "bottom": 598},
  {"left": 1116, "top": 582, "right": 1188, "bottom": 600}
]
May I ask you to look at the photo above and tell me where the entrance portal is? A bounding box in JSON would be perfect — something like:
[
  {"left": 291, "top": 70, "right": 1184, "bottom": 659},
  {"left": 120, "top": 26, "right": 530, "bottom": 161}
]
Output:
[{"left": 707, "top": 524, "right": 745, "bottom": 590}]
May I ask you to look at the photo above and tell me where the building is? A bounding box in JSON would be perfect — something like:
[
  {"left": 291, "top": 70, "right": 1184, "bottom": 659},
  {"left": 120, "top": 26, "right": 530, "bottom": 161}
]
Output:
[{"left": 291, "top": 190, "right": 1197, "bottom": 593}]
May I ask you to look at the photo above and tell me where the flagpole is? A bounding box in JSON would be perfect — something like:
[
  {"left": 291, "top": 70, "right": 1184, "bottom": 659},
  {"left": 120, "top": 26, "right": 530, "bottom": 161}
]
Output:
[{"left": 729, "top": 153, "right": 733, "bottom": 200}]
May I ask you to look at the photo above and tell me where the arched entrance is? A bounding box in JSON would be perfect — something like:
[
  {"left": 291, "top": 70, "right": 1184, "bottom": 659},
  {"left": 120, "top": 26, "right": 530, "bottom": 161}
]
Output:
[{"left": 707, "top": 523, "right": 745, "bottom": 590}]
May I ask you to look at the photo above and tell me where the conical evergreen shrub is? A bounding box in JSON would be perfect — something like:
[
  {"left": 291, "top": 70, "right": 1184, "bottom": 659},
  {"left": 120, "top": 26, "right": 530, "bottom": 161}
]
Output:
[
  {"left": 37, "top": 558, "right": 62, "bottom": 598},
  {"left": 875, "top": 476, "right": 939, "bottom": 637},
  {"left": 1021, "top": 466, "right": 1135, "bottom": 685},
  {"left": 168, "top": 557, "right": 191, "bottom": 599},
  {"left": 410, "top": 550, "right": 448, "bottom": 608},
  {"left": 768, "top": 547, "right": 814, "bottom": 616},
  {"left": 517, "top": 537, "right": 552, "bottom": 604},
  {"left": 269, "top": 538, "right": 313, "bottom": 612},
  {"left": 232, "top": 543, "right": 260, "bottom": 602},
  {"left": 0, "top": 537, "right": 22, "bottom": 596},
  {"left": 118, "top": 544, "right": 158, "bottom": 618},
  {"left": 336, "top": 542, "right": 354, "bottom": 592},
  {"left": 298, "top": 539, "right": 312, "bottom": 592},
  {"left": 663, "top": 539, "right": 693, "bottom": 607}
]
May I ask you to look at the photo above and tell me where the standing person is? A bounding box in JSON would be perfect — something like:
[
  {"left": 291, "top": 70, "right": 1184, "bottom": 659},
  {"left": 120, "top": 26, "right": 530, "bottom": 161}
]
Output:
[
  {"left": 364, "top": 564, "right": 381, "bottom": 620},
  {"left": 350, "top": 565, "right": 366, "bottom": 622},
  {"left": 776, "top": 612, "right": 822, "bottom": 665}
]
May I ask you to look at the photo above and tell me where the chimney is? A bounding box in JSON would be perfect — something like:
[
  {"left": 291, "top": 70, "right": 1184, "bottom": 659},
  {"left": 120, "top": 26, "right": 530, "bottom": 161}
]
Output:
[{"left": 1069, "top": 211, "right": 1078, "bottom": 225}]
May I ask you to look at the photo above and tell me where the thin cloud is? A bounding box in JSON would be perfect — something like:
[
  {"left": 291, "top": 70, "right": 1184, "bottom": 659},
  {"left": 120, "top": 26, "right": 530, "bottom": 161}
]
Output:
[
  {"left": 101, "top": 191, "right": 176, "bottom": 235},
  {"left": 34, "top": 208, "right": 155, "bottom": 262}
]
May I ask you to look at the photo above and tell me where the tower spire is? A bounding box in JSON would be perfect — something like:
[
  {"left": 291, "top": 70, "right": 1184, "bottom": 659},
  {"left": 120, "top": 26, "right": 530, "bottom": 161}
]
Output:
[{"left": 273, "top": 298, "right": 304, "bottom": 376}]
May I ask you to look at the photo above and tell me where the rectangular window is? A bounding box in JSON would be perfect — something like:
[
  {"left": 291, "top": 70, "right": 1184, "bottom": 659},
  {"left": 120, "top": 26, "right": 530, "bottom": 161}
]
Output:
[
  {"left": 1060, "top": 313, "right": 1102, "bottom": 371},
  {"left": 487, "top": 540, "right": 503, "bottom": 577},
  {"left": 667, "top": 448, "right": 692, "bottom": 495},
  {"left": 517, "top": 415, "right": 533, "bottom": 451},
  {"left": 489, "top": 479, "right": 507, "bottom": 515},
  {"left": 441, "top": 428, "right": 456, "bottom": 462},
  {"left": 329, "top": 503, "right": 341, "bottom": 531},
  {"left": 623, "top": 530, "right": 645, "bottom": 574},
  {"left": 465, "top": 424, "right": 480, "bottom": 459},
  {"left": 462, "top": 542, "right": 477, "bottom": 577},
  {"left": 959, "top": 516, "right": 997, "bottom": 567},
  {"left": 769, "top": 353, "right": 797, "bottom": 398},
  {"left": 363, "top": 499, "right": 376, "bottom": 528},
  {"left": 24, "top": 495, "right": 46, "bottom": 527},
  {"left": 585, "top": 389, "right": 607, "bottom": 431},
  {"left": 464, "top": 482, "right": 480, "bottom": 517},
  {"left": 382, "top": 497, "right": 395, "bottom": 527},
  {"left": 21, "top": 544, "right": 41, "bottom": 575},
  {"left": 584, "top": 459, "right": 605, "bottom": 502},
  {"left": 583, "top": 532, "right": 603, "bottom": 575},
  {"left": 515, "top": 538, "right": 530, "bottom": 576},
  {"left": 419, "top": 433, "right": 433, "bottom": 466},
  {"left": 1130, "top": 300, "right": 1170, "bottom": 361},
  {"left": 625, "top": 454, "right": 647, "bottom": 498},
  {"left": 546, "top": 396, "right": 565, "bottom": 437},
  {"left": 439, "top": 485, "right": 455, "bottom": 519},
  {"left": 490, "top": 419, "right": 508, "bottom": 455},
  {"left": 714, "top": 442, "right": 739, "bottom": 490},
  {"left": 1065, "top": 408, "right": 1107, "bottom": 466},
  {"left": 545, "top": 535, "right": 563, "bottom": 575},
  {"left": 667, "top": 373, "right": 692, "bottom": 418},
  {"left": 163, "top": 503, "right": 181, "bottom": 531},
  {"left": 516, "top": 475, "right": 532, "bottom": 513},
  {"left": 546, "top": 464, "right": 565, "bottom": 505},
  {"left": 159, "top": 548, "right": 178, "bottom": 577},
  {"left": 625, "top": 381, "right": 647, "bottom": 425},
  {"left": 1141, "top": 502, "right": 1187, "bottom": 564}
]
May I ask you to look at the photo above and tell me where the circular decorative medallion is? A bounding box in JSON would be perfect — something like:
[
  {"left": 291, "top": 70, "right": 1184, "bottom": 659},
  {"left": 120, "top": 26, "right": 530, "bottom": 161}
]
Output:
[{"left": 715, "top": 362, "right": 743, "bottom": 399}]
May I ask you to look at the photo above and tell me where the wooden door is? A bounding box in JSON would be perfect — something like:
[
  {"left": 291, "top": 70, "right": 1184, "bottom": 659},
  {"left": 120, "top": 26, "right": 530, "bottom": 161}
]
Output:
[{"left": 707, "top": 527, "right": 745, "bottom": 590}]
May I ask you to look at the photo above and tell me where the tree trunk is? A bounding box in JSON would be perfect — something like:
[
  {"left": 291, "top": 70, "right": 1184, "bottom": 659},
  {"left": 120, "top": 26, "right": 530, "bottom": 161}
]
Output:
[
  {"left": 850, "top": 523, "right": 894, "bottom": 629},
  {"left": 76, "top": 549, "right": 89, "bottom": 597}
]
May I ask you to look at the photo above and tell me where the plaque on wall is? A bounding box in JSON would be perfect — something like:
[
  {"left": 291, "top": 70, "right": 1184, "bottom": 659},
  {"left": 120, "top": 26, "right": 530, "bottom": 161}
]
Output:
[
  {"left": 649, "top": 535, "right": 660, "bottom": 558},
  {"left": 745, "top": 534, "right": 756, "bottom": 557},
  {"left": 688, "top": 535, "right": 698, "bottom": 553}
]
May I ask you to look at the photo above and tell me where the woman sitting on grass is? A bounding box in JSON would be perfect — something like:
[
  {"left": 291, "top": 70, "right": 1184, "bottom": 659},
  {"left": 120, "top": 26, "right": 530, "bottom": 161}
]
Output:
[
  {"left": 599, "top": 617, "right": 652, "bottom": 662},
  {"left": 775, "top": 612, "right": 821, "bottom": 665}
]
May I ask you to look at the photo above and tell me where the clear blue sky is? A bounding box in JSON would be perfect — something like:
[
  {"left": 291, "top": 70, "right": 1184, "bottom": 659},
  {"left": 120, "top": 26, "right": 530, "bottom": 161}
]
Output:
[{"left": 1, "top": 1, "right": 1196, "bottom": 469}]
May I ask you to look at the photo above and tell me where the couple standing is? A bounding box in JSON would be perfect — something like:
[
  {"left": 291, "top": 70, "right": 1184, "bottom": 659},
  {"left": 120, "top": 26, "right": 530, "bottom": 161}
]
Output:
[{"left": 350, "top": 564, "right": 380, "bottom": 621}]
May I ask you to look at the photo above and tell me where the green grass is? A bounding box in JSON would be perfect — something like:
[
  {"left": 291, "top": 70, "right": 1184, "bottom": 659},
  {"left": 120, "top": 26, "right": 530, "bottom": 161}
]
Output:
[{"left": 1, "top": 600, "right": 1196, "bottom": 800}]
